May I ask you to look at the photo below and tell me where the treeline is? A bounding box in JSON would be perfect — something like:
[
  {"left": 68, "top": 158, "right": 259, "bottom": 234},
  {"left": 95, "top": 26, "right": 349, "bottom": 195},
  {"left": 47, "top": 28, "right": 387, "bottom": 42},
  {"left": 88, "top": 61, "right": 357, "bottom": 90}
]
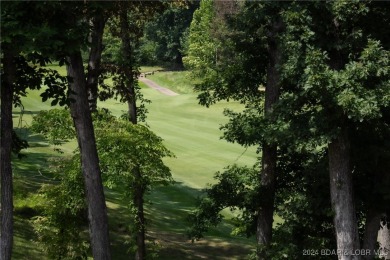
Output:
[
  {"left": 1, "top": 2, "right": 185, "bottom": 260},
  {"left": 184, "top": 1, "right": 390, "bottom": 260},
  {"left": 1, "top": 1, "right": 390, "bottom": 260}
]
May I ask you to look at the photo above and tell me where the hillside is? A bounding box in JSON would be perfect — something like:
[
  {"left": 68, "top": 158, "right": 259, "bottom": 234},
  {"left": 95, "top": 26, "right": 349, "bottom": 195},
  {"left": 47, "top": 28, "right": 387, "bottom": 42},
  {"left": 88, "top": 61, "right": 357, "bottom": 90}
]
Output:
[{"left": 12, "top": 69, "right": 258, "bottom": 259}]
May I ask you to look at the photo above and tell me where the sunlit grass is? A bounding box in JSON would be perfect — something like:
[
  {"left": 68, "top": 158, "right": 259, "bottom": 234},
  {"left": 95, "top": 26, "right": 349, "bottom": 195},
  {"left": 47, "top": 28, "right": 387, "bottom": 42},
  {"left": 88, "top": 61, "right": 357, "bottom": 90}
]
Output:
[
  {"left": 12, "top": 66, "right": 258, "bottom": 259},
  {"left": 139, "top": 66, "right": 164, "bottom": 73},
  {"left": 146, "top": 70, "right": 200, "bottom": 94}
]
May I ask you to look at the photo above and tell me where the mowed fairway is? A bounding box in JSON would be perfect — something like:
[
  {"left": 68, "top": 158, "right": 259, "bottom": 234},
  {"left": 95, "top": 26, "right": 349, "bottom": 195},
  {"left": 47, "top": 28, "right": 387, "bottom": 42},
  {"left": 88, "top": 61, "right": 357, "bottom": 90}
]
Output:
[{"left": 13, "top": 69, "right": 258, "bottom": 259}]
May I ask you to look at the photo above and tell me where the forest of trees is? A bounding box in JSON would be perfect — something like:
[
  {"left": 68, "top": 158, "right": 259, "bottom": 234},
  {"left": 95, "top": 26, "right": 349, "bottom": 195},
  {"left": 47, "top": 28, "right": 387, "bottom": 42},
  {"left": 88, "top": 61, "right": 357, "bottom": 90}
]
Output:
[{"left": 1, "top": 1, "right": 390, "bottom": 260}]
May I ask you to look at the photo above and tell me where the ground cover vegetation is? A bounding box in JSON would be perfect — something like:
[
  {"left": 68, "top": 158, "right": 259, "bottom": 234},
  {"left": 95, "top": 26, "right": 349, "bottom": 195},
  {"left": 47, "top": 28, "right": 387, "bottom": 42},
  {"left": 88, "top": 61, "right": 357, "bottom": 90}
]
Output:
[
  {"left": 1, "top": 1, "right": 390, "bottom": 260},
  {"left": 31, "top": 108, "right": 173, "bottom": 259},
  {"left": 11, "top": 84, "right": 257, "bottom": 260}
]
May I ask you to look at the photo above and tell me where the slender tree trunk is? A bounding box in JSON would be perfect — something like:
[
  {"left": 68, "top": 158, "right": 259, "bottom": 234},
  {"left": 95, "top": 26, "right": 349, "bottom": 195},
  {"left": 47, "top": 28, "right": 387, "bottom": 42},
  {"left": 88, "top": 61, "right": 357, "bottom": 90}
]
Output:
[
  {"left": 256, "top": 145, "right": 277, "bottom": 257},
  {"left": 362, "top": 209, "right": 383, "bottom": 260},
  {"left": 67, "top": 50, "right": 111, "bottom": 260},
  {"left": 133, "top": 168, "right": 146, "bottom": 260},
  {"left": 87, "top": 11, "right": 106, "bottom": 112},
  {"left": 120, "top": 9, "right": 137, "bottom": 125},
  {"left": 256, "top": 18, "right": 282, "bottom": 259},
  {"left": 0, "top": 46, "right": 15, "bottom": 260},
  {"left": 119, "top": 9, "right": 146, "bottom": 259},
  {"left": 127, "top": 99, "right": 137, "bottom": 124},
  {"left": 328, "top": 126, "right": 361, "bottom": 260}
]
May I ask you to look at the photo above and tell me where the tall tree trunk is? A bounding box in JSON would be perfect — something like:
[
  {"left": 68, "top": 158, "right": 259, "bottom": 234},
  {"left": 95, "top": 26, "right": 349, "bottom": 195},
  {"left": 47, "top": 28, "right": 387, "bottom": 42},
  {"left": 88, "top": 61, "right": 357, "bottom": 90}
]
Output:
[
  {"left": 133, "top": 168, "right": 146, "bottom": 260},
  {"left": 329, "top": 126, "right": 361, "bottom": 260},
  {"left": 256, "top": 18, "right": 282, "bottom": 259},
  {"left": 87, "top": 11, "right": 106, "bottom": 112},
  {"left": 378, "top": 216, "right": 390, "bottom": 260},
  {"left": 67, "top": 50, "right": 111, "bottom": 260},
  {"left": 362, "top": 209, "right": 383, "bottom": 260},
  {"left": 120, "top": 9, "right": 137, "bottom": 124},
  {"left": 120, "top": 9, "right": 137, "bottom": 125},
  {"left": 256, "top": 145, "right": 277, "bottom": 258},
  {"left": 0, "top": 46, "right": 15, "bottom": 260},
  {"left": 119, "top": 9, "right": 146, "bottom": 260},
  {"left": 327, "top": 15, "right": 361, "bottom": 258},
  {"left": 126, "top": 68, "right": 137, "bottom": 125}
]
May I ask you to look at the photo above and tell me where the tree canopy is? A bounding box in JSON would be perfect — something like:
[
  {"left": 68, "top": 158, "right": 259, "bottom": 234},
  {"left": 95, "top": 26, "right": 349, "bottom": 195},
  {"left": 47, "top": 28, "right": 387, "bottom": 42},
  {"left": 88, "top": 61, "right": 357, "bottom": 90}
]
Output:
[{"left": 2, "top": 1, "right": 390, "bottom": 259}]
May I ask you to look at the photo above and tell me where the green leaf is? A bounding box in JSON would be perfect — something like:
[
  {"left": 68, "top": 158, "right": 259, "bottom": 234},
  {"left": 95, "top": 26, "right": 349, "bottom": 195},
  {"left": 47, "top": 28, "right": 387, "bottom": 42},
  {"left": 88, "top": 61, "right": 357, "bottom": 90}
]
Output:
[{"left": 50, "top": 99, "right": 58, "bottom": 106}]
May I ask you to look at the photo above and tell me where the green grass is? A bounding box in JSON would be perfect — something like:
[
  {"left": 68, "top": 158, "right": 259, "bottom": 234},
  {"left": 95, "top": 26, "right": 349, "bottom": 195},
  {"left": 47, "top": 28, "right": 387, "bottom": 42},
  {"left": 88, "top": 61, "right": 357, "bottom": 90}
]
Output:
[
  {"left": 146, "top": 70, "right": 200, "bottom": 94},
  {"left": 139, "top": 66, "right": 164, "bottom": 73},
  {"left": 12, "top": 67, "right": 258, "bottom": 259}
]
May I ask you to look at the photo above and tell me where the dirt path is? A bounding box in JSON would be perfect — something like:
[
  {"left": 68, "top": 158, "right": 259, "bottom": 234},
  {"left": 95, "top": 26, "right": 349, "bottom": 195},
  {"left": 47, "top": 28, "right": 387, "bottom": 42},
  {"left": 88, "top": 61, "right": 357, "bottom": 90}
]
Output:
[{"left": 139, "top": 77, "right": 179, "bottom": 96}]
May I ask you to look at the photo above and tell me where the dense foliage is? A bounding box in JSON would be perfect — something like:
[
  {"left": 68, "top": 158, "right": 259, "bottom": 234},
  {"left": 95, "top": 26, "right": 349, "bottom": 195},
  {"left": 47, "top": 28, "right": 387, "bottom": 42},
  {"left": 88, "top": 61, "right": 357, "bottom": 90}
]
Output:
[
  {"left": 141, "top": 2, "right": 198, "bottom": 66},
  {"left": 33, "top": 156, "right": 89, "bottom": 260},
  {"left": 185, "top": 1, "right": 390, "bottom": 258},
  {"left": 2, "top": 1, "right": 390, "bottom": 259}
]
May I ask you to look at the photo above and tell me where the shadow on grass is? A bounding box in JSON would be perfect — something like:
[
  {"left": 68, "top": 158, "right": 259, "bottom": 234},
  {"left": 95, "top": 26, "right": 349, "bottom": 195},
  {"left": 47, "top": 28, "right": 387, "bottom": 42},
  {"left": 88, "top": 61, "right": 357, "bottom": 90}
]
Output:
[
  {"left": 12, "top": 216, "right": 45, "bottom": 260},
  {"left": 153, "top": 232, "right": 254, "bottom": 260},
  {"left": 147, "top": 181, "right": 255, "bottom": 259},
  {"left": 13, "top": 110, "right": 41, "bottom": 126},
  {"left": 14, "top": 127, "right": 51, "bottom": 148},
  {"left": 11, "top": 124, "right": 254, "bottom": 259},
  {"left": 13, "top": 128, "right": 59, "bottom": 190},
  {"left": 105, "top": 181, "right": 254, "bottom": 260},
  {"left": 13, "top": 110, "right": 41, "bottom": 115},
  {"left": 104, "top": 188, "right": 133, "bottom": 260},
  {"left": 145, "top": 181, "right": 200, "bottom": 232},
  {"left": 12, "top": 127, "right": 61, "bottom": 260}
]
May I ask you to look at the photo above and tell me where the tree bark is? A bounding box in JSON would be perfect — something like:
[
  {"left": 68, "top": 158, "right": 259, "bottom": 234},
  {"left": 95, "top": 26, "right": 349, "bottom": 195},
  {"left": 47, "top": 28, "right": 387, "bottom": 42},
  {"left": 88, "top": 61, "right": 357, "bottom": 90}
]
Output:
[
  {"left": 133, "top": 168, "right": 146, "bottom": 260},
  {"left": 0, "top": 46, "right": 15, "bottom": 260},
  {"left": 362, "top": 209, "right": 383, "bottom": 260},
  {"left": 67, "top": 50, "right": 111, "bottom": 260},
  {"left": 120, "top": 10, "right": 146, "bottom": 259},
  {"left": 378, "top": 216, "right": 390, "bottom": 260},
  {"left": 87, "top": 11, "right": 106, "bottom": 112},
  {"left": 329, "top": 126, "right": 361, "bottom": 260},
  {"left": 256, "top": 145, "right": 277, "bottom": 256},
  {"left": 117, "top": 9, "right": 145, "bottom": 259},
  {"left": 256, "top": 18, "right": 282, "bottom": 259},
  {"left": 119, "top": 9, "right": 145, "bottom": 259},
  {"left": 120, "top": 9, "right": 137, "bottom": 125}
]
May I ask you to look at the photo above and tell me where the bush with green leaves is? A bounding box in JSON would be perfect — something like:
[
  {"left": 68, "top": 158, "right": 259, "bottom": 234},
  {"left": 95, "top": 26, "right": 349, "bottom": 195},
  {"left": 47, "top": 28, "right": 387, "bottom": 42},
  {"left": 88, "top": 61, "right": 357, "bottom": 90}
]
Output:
[
  {"left": 31, "top": 108, "right": 75, "bottom": 146},
  {"left": 188, "top": 164, "right": 258, "bottom": 241},
  {"left": 32, "top": 156, "right": 89, "bottom": 260},
  {"left": 94, "top": 117, "right": 173, "bottom": 191},
  {"left": 30, "top": 108, "right": 173, "bottom": 257}
]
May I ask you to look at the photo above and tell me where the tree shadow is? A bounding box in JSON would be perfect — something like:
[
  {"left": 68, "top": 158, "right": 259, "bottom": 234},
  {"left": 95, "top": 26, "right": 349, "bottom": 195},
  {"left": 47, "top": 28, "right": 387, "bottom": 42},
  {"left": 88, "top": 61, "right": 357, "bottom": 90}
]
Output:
[
  {"left": 13, "top": 127, "right": 60, "bottom": 188},
  {"left": 12, "top": 215, "right": 45, "bottom": 260},
  {"left": 153, "top": 232, "right": 254, "bottom": 260},
  {"left": 11, "top": 118, "right": 255, "bottom": 259},
  {"left": 14, "top": 127, "right": 52, "bottom": 148},
  {"left": 12, "top": 109, "right": 41, "bottom": 123},
  {"left": 13, "top": 110, "right": 40, "bottom": 115},
  {"left": 12, "top": 127, "right": 61, "bottom": 259},
  {"left": 105, "top": 180, "right": 255, "bottom": 260}
]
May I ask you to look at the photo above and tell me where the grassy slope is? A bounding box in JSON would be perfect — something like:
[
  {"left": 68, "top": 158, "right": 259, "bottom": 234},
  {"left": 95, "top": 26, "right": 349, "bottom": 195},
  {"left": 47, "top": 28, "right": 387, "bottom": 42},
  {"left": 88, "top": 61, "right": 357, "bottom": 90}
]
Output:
[
  {"left": 12, "top": 68, "right": 258, "bottom": 259},
  {"left": 146, "top": 70, "right": 198, "bottom": 94}
]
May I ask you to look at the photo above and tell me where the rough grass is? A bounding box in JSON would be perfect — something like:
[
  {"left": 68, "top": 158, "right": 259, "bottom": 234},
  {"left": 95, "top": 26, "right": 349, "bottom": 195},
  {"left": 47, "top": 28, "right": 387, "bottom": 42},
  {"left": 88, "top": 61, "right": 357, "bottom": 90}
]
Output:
[
  {"left": 146, "top": 70, "right": 199, "bottom": 94},
  {"left": 12, "top": 67, "right": 258, "bottom": 259},
  {"left": 139, "top": 66, "right": 164, "bottom": 73}
]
